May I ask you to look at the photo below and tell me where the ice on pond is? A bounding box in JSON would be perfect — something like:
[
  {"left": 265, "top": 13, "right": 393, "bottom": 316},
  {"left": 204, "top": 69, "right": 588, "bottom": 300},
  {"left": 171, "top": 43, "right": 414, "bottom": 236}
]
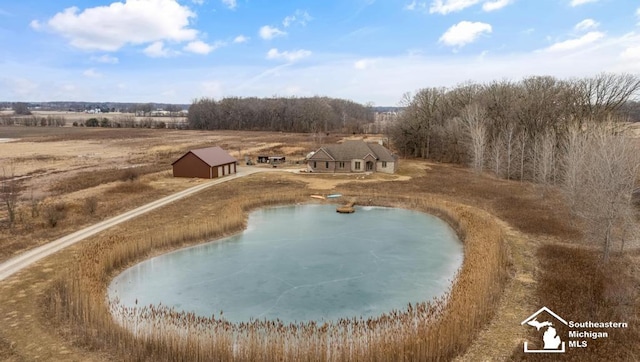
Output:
[{"left": 109, "top": 204, "right": 463, "bottom": 323}]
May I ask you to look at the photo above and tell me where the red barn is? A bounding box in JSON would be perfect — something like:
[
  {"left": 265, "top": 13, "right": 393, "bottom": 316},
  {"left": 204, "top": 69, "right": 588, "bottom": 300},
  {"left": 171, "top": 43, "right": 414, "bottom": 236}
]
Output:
[{"left": 172, "top": 146, "right": 237, "bottom": 179}]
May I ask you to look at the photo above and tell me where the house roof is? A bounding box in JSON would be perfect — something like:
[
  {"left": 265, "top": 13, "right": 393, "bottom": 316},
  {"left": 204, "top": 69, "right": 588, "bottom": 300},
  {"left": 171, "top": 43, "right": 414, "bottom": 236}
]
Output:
[
  {"left": 316, "top": 140, "right": 396, "bottom": 162},
  {"left": 172, "top": 146, "right": 237, "bottom": 167},
  {"left": 367, "top": 143, "right": 396, "bottom": 162}
]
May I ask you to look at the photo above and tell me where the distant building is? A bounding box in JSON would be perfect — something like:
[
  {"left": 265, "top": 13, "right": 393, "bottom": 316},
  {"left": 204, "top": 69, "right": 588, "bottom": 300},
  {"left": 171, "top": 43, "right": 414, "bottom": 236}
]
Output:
[
  {"left": 172, "top": 146, "right": 237, "bottom": 179},
  {"left": 307, "top": 140, "right": 398, "bottom": 174},
  {"left": 257, "top": 156, "right": 286, "bottom": 164}
]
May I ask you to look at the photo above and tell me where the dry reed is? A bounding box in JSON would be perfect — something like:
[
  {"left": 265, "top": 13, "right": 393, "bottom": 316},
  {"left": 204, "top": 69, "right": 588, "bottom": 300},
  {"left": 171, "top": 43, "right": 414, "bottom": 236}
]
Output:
[{"left": 43, "top": 189, "right": 508, "bottom": 361}]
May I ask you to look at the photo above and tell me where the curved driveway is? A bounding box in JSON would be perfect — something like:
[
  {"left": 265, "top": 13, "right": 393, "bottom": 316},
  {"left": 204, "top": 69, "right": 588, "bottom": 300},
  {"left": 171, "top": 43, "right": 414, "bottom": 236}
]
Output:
[{"left": 0, "top": 166, "right": 290, "bottom": 281}]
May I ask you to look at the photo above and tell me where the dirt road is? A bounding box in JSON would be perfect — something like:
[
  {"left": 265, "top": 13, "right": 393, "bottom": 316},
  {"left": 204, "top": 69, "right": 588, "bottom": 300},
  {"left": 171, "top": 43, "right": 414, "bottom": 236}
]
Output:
[{"left": 0, "top": 166, "right": 288, "bottom": 281}]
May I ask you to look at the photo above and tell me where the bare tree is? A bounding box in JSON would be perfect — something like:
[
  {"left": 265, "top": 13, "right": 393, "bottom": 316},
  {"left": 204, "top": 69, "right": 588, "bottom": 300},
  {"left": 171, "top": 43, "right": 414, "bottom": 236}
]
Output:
[
  {"left": 12, "top": 102, "right": 31, "bottom": 115},
  {"left": 1, "top": 167, "right": 19, "bottom": 228},
  {"left": 517, "top": 129, "right": 528, "bottom": 181},
  {"left": 503, "top": 123, "right": 516, "bottom": 179},
  {"left": 578, "top": 73, "right": 640, "bottom": 121},
  {"left": 564, "top": 124, "right": 640, "bottom": 261},
  {"left": 534, "top": 129, "right": 556, "bottom": 186},
  {"left": 461, "top": 104, "right": 488, "bottom": 173},
  {"left": 489, "top": 136, "right": 504, "bottom": 177},
  {"left": 561, "top": 123, "right": 589, "bottom": 212}
]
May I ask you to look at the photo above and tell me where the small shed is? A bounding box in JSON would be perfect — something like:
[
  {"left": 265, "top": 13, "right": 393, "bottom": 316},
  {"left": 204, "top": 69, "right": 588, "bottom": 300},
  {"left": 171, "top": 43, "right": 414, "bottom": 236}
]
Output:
[
  {"left": 172, "top": 146, "right": 237, "bottom": 179},
  {"left": 257, "top": 155, "right": 285, "bottom": 164}
]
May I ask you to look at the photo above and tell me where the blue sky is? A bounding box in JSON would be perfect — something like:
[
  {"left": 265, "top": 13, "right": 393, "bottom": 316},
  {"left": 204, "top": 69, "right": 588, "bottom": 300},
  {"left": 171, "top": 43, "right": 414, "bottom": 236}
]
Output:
[{"left": 1, "top": 0, "right": 639, "bottom": 106}]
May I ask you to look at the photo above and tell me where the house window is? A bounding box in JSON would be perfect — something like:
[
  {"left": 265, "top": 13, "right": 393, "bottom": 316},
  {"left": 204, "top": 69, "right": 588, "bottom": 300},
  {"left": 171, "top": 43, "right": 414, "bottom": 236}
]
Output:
[
  {"left": 338, "top": 162, "right": 345, "bottom": 168},
  {"left": 355, "top": 161, "right": 361, "bottom": 170},
  {"left": 325, "top": 162, "right": 329, "bottom": 168},
  {"left": 382, "top": 161, "right": 387, "bottom": 168},
  {"left": 313, "top": 161, "right": 317, "bottom": 168}
]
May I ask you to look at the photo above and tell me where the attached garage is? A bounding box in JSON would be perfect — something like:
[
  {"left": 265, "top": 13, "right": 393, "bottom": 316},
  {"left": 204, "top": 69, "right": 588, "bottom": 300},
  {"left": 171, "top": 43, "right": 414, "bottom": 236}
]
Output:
[{"left": 172, "top": 146, "right": 237, "bottom": 179}]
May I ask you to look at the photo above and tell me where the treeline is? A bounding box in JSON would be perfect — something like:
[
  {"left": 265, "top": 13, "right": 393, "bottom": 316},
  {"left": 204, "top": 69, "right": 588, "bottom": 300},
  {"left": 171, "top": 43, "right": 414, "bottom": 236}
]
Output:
[
  {"left": 187, "top": 96, "right": 374, "bottom": 133},
  {"left": 619, "top": 100, "right": 640, "bottom": 121},
  {"left": 0, "top": 115, "right": 66, "bottom": 127},
  {"left": 391, "top": 73, "right": 640, "bottom": 175},
  {"left": 1, "top": 101, "right": 190, "bottom": 114},
  {"left": 75, "top": 116, "right": 185, "bottom": 129},
  {"left": 391, "top": 73, "right": 640, "bottom": 261}
]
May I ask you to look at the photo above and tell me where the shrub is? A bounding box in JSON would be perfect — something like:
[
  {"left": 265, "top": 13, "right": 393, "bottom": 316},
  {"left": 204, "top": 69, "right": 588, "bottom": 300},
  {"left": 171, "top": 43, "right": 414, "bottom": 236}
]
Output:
[
  {"left": 44, "top": 202, "right": 67, "bottom": 228},
  {"left": 84, "top": 196, "right": 98, "bottom": 215},
  {"left": 120, "top": 168, "right": 139, "bottom": 182},
  {"left": 30, "top": 196, "right": 41, "bottom": 218},
  {"left": 85, "top": 118, "right": 99, "bottom": 127}
]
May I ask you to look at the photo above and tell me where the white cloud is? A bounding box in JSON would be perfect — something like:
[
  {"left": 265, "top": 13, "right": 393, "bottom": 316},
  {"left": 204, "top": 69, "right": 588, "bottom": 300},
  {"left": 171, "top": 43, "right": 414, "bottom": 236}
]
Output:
[
  {"left": 482, "top": 0, "right": 512, "bottom": 12},
  {"left": 221, "top": 0, "right": 236, "bottom": 10},
  {"left": 574, "top": 19, "right": 599, "bottom": 32},
  {"left": 233, "top": 35, "right": 249, "bottom": 43},
  {"left": 477, "top": 50, "right": 489, "bottom": 60},
  {"left": 259, "top": 25, "right": 287, "bottom": 40},
  {"left": 404, "top": 1, "right": 426, "bottom": 11},
  {"left": 44, "top": 0, "right": 198, "bottom": 51},
  {"left": 83, "top": 68, "right": 103, "bottom": 78},
  {"left": 545, "top": 31, "right": 604, "bottom": 52},
  {"left": 283, "top": 10, "right": 312, "bottom": 27},
  {"left": 184, "top": 40, "right": 224, "bottom": 54},
  {"left": 414, "top": 0, "right": 511, "bottom": 13},
  {"left": 430, "top": 0, "right": 481, "bottom": 14},
  {"left": 29, "top": 20, "right": 41, "bottom": 30},
  {"left": 422, "top": 0, "right": 512, "bottom": 13},
  {"left": 143, "top": 41, "right": 173, "bottom": 58},
  {"left": 439, "top": 21, "right": 492, "bottom": 47},
  {"left": 91, "top": 55, "right": 119, "bottom": 64},
  {"left": 354, "top": 59, "right": 376, "bottom": 70},
  {"left": 621, "top": 46, "right": 640, "bottom": 60},
  {"left": 266, "top": 48, "right": 311, "bottom": 62},
  {"left": 570, "top": 0, "right": 598, "bottom": 7}
]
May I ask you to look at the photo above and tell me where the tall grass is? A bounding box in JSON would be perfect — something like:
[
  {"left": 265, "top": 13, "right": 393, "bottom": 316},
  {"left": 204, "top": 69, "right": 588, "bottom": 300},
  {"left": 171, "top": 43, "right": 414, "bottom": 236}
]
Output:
[
  {"left": 43, "top": 190, "right": 508, "bottom": 361},
  {"left": 49, "top": 166, "right": 166, "bottom": 194},
  {"left": 512, "top": 245, "right": 640, "bottom": 361}
]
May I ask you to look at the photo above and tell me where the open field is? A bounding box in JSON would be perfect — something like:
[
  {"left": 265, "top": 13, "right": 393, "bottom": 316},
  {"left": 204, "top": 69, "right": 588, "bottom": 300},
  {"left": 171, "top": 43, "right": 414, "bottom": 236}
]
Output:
[
  {"left": 0, "top": 126, "right": 638, "bottom": 361},
  {"left": 0, "top": 126, "right": 359, "bottom": 261},
  {"left": 0, "top": 110, "right": 188, "bottom": 126}
]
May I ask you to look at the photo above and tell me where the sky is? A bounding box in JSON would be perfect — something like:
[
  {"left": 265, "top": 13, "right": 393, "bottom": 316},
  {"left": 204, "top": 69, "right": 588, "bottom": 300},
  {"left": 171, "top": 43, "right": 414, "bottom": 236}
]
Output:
[{"left": 1, "top": 0, "right": 639, "bottom": 106}]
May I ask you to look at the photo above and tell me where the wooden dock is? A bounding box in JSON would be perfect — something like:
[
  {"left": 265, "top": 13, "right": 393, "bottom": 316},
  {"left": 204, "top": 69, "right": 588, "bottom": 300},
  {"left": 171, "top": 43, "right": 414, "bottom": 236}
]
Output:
[{"left": 336, "top": 201, "right": 355, "bottom": 213}]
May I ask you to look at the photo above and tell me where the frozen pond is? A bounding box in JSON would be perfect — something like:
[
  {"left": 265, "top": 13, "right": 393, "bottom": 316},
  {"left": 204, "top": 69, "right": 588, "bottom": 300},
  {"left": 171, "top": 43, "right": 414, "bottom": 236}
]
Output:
[{"left": 109, "top": 204, "right": 463, "bottom": 323}]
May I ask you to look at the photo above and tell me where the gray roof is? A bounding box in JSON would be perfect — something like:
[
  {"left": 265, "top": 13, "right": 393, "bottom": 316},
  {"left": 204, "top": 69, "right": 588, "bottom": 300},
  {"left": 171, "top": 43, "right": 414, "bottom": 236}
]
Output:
[
  {"left": 367, "top": 143, "right": 396, "bottom": 162},
  {"left": 173, "top": 146, "right": 237, "bottom": 167},
  {"left": 318, "top": 140, "right": 395, "bottom": 162}
]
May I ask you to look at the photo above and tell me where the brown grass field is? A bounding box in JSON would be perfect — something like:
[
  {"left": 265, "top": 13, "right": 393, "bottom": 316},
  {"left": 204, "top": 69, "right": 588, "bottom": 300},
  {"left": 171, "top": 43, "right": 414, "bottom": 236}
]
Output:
[{"left": 0, "top": 125, "right": 638, "bottom": 361}]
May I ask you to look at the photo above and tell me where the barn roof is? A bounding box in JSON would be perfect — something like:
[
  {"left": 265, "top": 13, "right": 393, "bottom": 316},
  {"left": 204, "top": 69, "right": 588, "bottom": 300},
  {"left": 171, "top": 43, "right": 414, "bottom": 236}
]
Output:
[
  {"left": 315, "top": 140, "right": 396, "bottom": 162},
  {"left": 172, "top": 146, "right": 237, "bottom": 167}
]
